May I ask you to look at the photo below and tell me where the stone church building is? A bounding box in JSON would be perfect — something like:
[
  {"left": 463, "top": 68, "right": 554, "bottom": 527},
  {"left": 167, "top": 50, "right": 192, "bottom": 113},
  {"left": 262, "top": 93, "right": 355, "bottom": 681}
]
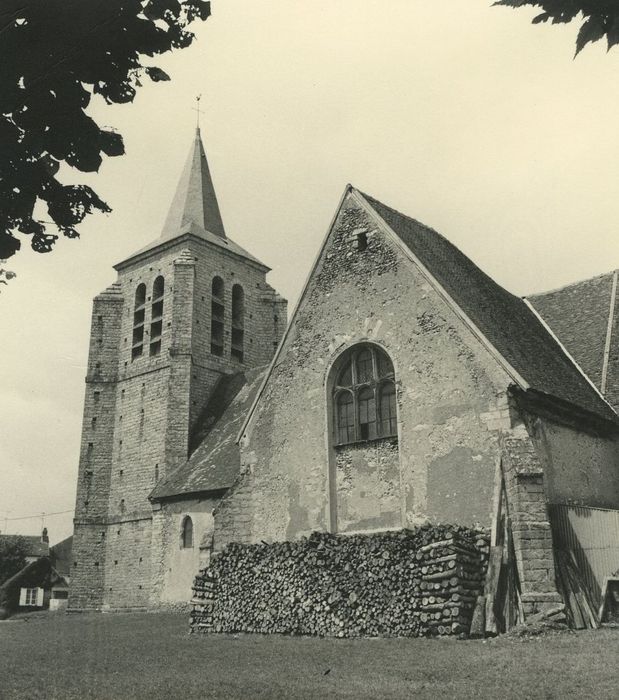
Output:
[{"left": 69, "top": 129, "right": 619, "bottom": 614}]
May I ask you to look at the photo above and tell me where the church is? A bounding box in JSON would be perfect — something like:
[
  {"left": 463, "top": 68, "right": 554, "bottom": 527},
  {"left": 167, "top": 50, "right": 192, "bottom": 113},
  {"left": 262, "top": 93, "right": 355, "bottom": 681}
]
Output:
[{"left": 69, "top": 127, "right": 619, "bottom": 617}]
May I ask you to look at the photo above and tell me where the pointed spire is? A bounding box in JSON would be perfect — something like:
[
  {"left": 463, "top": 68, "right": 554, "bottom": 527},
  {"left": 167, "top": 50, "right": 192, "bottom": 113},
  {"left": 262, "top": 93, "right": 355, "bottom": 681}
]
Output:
[{"left": 160, "top": 127, "right": 226, "bottom": 240}]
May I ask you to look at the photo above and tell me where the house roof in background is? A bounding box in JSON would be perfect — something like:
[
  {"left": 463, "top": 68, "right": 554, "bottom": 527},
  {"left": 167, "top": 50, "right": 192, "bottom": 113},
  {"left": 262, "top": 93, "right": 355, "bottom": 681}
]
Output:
[
  {"left": 50, "top": 536, "right": 73, "bottom": 577},
  {"left": 0, "top": 534, "right": 49, "bottom": 559},
  {"left": 0, "top": 557, "right": 51, "bottom": 593}
]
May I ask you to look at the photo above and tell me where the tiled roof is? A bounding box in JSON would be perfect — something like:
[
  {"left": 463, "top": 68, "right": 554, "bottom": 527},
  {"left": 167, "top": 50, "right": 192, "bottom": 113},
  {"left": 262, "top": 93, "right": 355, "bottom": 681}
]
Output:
[
  {"left": 0, "top": 557, "right": 51, "bottom": 593},
  {"left": 150, "top": 368, "right": 267, "bottom": 500},
  {"left": 116, "top": 221, "right": 268, "bottom": 270},
  {"left": 115, "top": 128, "right": 268, "bottom": 271},
  {"left": 160, "top": 127, "right": 226, "bottom": 241},
  {"left": 50, "top": 536, "right": 73, "bottom": 577},
  {"left": 360, "top": 191, "right": 617, "bottom": 424},
  {"left": 0, "top": 534, "right": 49, "bottom": 558},
  {"left": 528, "top": 273, "right": 614, "bottom": 393}
]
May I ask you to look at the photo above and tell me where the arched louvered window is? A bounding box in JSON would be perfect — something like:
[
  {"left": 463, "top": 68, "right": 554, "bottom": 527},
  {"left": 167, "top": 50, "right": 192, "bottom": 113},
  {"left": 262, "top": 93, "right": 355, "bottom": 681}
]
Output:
[
  {"left": 181, "top": 516, "right": 193, "bottom": 549},
  {"left": 231, "top": 284, "right": 244, "bottom": 363},
  {"left": 332, "top": 344, "right": 397, "bottom": 445},
  {"left": 132, "top": 284, "right": 146, "bottom": 360},
  {"left": 211, "top": 276, "right": 224, "bottom": 356},
  {"left": 150, "top": 276, "right": 164, "bottom": 356}
]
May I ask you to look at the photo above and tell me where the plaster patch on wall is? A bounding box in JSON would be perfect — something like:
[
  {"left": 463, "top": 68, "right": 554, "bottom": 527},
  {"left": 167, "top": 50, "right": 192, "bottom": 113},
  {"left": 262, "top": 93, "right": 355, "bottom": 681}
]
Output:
[
  {"left": 335, "top": 439, "right": 400, "bottom": 533},
  {"left": 426, "top": 446, "right": 494, "bottom": 525}
]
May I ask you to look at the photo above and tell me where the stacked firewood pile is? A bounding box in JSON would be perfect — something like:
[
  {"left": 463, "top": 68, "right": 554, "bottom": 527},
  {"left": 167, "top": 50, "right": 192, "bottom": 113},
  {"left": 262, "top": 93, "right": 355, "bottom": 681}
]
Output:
[{"left": 190, "top": 525, "right": 489, "bottom": 638}]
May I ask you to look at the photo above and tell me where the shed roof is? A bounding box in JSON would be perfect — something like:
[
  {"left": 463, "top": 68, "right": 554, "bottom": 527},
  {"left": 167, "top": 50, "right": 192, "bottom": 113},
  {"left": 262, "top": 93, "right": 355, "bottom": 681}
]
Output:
[{"left": 150, "top": 367, "right": 267, "bottom": 501}]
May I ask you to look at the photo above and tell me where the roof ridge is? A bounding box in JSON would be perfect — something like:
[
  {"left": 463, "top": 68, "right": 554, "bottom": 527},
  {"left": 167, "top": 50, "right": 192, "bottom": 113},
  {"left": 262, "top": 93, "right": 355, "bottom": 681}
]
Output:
[
  {"left": 524, "top": 298, "right": 617, "bottom": 414},
  {"left": 358, "top": 190, "right": 449, "bottom": 245},
  {"left": 358, "top": 189, "right": 617, "bottom": 424}
]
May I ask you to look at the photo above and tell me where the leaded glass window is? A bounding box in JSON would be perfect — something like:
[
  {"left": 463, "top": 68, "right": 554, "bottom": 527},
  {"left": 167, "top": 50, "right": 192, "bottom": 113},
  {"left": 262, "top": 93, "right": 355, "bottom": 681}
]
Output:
[{"left": 332, "top": 344, "right": 397, "bottom": 445}]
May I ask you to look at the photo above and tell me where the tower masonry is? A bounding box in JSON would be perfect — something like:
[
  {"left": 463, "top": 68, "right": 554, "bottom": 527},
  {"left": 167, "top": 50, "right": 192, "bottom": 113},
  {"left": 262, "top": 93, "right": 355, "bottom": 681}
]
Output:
[{"left": 69, "top": 128, "right": 287, "bottom": 611}]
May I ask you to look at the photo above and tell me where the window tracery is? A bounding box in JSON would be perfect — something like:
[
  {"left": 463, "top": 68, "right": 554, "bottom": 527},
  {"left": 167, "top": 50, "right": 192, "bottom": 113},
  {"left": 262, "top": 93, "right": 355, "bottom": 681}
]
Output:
[{"left": 332, "top": 344, "right": 397, "bottom": 445}]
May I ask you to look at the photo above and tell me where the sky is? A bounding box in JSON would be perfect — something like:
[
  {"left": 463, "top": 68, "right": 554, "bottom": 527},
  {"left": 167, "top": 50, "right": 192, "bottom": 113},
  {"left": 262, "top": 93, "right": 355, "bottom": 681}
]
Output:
[{"left": 3, "top": 0, "right": 619, "bottom": 544}]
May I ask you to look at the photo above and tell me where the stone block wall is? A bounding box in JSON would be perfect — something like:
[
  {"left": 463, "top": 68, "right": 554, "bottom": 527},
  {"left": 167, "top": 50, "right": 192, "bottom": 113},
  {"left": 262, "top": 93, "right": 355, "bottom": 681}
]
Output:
[
  {"left": 101, "top": 516, "right": 153, "bottom": 610},
  {"left": 190, "top": 245, "right": 287, "bottom": 372},
  {"left": 69, "top": 283, "right": 123, "bottom": 610},
  {"left": 501, "top": 427, "right": 562, "bottom": 616},
  {"left": 69, "top": 525, "right": 108, "bottom": 611}
]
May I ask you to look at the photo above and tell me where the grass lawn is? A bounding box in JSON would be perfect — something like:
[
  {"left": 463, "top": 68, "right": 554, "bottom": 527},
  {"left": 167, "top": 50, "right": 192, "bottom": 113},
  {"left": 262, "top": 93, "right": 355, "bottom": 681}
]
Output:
[{"left": 0, "top": 612, "right": 617, "bottom": 699}]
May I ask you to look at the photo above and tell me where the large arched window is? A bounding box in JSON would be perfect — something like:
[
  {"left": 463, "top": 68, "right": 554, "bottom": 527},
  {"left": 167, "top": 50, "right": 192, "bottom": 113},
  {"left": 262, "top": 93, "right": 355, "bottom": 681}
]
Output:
[
  {"left": 181, "top": 516, "right": 193, "bottom": 549},
  {"left": 150, "top": 276, "right": 164, "bottom": 356},
  {"left": 132, "top": 283, "right": 146, "bottom": 360},
  {"left": 231, "top": 284, "right": 244, "bottom": 363},
  {"left": 210, "top": 277, "right": 224, "bottom": 356},
  {"left": 332, "top": 344, "right": 397, "bottom": 445}
]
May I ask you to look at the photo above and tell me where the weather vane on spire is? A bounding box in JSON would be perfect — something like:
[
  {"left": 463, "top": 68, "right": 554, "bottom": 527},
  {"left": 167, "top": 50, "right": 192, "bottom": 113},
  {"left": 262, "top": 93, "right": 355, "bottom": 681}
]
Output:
[{"left": 193, "top": 94, "right": 204, "bottom": 130}]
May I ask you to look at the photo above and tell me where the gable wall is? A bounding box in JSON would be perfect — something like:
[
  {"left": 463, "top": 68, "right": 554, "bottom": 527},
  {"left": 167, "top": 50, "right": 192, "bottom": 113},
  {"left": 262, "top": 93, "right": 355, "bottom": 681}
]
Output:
[{"left": 214, "top": 194, "right": 514, "bottom": 547}]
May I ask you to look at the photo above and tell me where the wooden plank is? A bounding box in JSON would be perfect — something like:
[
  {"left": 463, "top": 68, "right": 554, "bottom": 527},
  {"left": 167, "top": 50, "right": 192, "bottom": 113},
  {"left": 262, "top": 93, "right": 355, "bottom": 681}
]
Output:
[
  {"left": 485, "top": 465, "right": 506, "bottom": 635},
  {"left": 469, "top": 595, "right": 486, "bottom": 638},
  {"left": 484, "top": 546, "right": 502, "bottom": 635},
  {"left": 568, "top": 549, "right": 599, "bottom": 629},
  {"left": 598, "top": 577, "right": 610, "bottom": 622},
  {"left": 559, "top": 551, "right": 585, "bottom": 629},
  {"left": 490, "top": 456, "right": 503, "bottom": 547},
  {"left": 503, "top": 514, "right": 516, "bottom": 630}
]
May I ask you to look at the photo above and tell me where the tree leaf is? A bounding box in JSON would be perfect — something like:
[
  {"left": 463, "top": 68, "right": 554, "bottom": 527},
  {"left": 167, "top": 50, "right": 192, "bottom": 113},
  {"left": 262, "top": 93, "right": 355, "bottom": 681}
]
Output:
[
  {"left": 575, "top": 15, "right": 607, "bottom": 56},
  {"left": 607, "top": 14, "right": 619, "bottom": 50},
  {"left": 0, "top": 0, "right": 211, "bottom": 262},
  {"left": 145, "top": 66, "right": 170, "bottom": 82},
  {"left": 532, "top": 12, "right": 550, "bottom": 24},
  {"left": 0, "top": 232, "right": 21, "bottom": 258},
  {"left": 100, "top": 129, "right": 125, "bottom": 157}
]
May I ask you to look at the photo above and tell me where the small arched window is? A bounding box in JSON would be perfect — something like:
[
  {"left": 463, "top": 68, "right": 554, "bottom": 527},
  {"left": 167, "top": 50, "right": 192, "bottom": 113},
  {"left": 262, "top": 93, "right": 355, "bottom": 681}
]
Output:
[
  {"left": 132, "top": 284, "right": 146, "bottom": 360},
  {"left": 211, "top": 276, "right": 224, "bottom": 356},
  {"left": 181, "top": 516, "right": 193, "bottom": 549},
  {"left": 150, "top": 276, "right": 164, "bottom": 356},
  {"left": 231, "top": 284, "right": 244, "bottom": 363},
  {"left": 332, "top": 344, "right": 397, "bottom": 446}
]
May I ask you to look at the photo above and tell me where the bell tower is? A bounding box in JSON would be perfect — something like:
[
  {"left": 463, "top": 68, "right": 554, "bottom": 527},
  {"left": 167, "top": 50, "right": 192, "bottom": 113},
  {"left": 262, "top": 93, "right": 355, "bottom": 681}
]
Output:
[{"left": 69, "top": 126, "right": 286, "bottom": 611}]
